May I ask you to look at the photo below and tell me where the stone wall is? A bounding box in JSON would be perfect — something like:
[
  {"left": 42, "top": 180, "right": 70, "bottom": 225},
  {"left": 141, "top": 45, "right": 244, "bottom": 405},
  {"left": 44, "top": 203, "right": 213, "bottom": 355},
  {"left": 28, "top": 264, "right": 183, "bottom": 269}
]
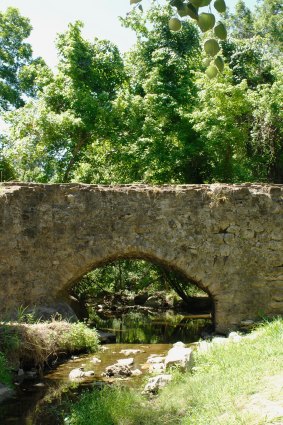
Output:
[{"left": 0, "top": 183, "right": 283, "bottom": 333}]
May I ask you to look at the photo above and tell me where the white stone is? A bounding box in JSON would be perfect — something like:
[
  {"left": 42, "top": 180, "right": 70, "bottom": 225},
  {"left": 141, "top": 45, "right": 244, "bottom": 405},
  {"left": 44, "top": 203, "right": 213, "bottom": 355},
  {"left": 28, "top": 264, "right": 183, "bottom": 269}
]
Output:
[
  {"left": 117, "top": 358, "right": 134, "bottom": 366},
  {"left": 83, "top": 370, "right": 95, "bottom": 377},
  {"left": 165, "top": 347, "right": 193, "bottom": 370},
  {"left": 173, "top": 341, "right": 186, "bottom": 348},
  {"left": 149, "top": 363, "right": 165, "bottom": 374},
  {"left": 197, "top": 340, "right": 211, "bottom": 353},
  {"left": 144, "top": 374, "right": 172, "bottom": 393},
  {"left": 100, "top": 346, "right": 109, "bottom": 352},
  {"left": 147, "top": 356, "right": 165, "bottom": 364},
  {"left": 228, "top": 332, "right": 242, "bottom": 343},
  {"left": 212, "top": 337, "right": 227, "bottom": 345},
  {"left": 120, "top": 349, "right": 143, "bottom": 356},
  {"left": 91, "top": 357, "right": 101, "bottom": 364},
  {"left": 131, "top": 369, "right": 142, "bottom": 376},
  {"left": 69, "top": 368, "right": 85, "bottom": 380}
]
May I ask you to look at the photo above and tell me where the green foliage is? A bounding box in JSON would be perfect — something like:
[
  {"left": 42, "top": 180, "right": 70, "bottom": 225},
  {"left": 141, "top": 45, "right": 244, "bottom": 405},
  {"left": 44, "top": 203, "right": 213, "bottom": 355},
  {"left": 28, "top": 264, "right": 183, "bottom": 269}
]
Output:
[
  {"left": 191, "top": 74, "right": 253, "bottom": 182},
  {"left": 1, "top": 0, "right": 283, "bottom": 187},
  {"left": 131, "top": 0, "right": 228, "bottom": 77},
  {"left": 248, "top": 73, "right": 283, "bottom": 182},
  {"left": 5, "top": 21, "right": 125, "bottom": 182},
  {"left": 254, "top": 0, "right": 283, "bottom": 52},
  {"left": 227, "top": 0, "right": 254, "bottom": 39},
  {"left": 0, "top": 7, "right": 36, "bottom": 111},
  {"left": 0, "top": 138, "right": 15, "bottom": 182},
  {"left": 0, "top": 352, "right": 12, "bottom": 387},
  {"left": 74, "top": 4, "right": 203, "bottom": 184},
  {"left": 74, "top": 260, "right": 167, "bottom": 299},
  {"left": 60, "top": 322, "right": 99, "bottom": 353}
]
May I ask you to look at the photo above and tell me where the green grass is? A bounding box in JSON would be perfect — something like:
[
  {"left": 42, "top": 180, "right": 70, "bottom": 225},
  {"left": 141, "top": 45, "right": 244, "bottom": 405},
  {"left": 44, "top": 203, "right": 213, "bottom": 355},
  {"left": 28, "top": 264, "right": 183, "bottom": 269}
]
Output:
[
  {"left": 66, "top": 318, "right": 283, "bottom": 425},
  {"left": 0, "top": 320, "right": 99, "bottom": 369},
  {"left": 0, "top": 352, "right": 12, "bottom": 387}
]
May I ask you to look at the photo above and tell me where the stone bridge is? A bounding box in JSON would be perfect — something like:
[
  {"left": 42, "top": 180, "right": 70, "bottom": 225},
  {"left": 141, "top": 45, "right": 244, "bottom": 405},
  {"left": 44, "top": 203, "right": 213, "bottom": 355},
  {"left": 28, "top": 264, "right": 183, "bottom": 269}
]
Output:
[{"left": 1, "top": 183, "right": 283, "bottom": 333}]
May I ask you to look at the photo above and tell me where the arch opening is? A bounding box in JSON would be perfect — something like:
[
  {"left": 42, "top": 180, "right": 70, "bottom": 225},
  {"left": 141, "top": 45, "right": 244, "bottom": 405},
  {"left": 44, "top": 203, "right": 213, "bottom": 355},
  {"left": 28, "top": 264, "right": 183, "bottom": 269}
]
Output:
[{"left": 65, "top": 256, "right": 214, "bottom": 343}]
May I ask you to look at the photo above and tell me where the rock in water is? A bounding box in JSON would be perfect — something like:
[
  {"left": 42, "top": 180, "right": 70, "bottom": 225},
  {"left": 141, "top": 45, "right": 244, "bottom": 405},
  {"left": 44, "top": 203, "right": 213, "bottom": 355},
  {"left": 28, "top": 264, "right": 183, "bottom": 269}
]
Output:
[
  {"left": 103, "top": 363, "right": 132, "bottom": 377},
  {"left": 69, "top": 368, "right": 85, "bottom": 380},
  {"left": 120, "top": 349, "right": 144, "bottom": 356},
  {"left": 143, "top": 374, "right": 172, "bottom": 394},
  {"left": 165, "top": 346, "right": 194, "bottom": 370},
  {"left": 117, "top": 358, "right": 134, "bottom": 366}
]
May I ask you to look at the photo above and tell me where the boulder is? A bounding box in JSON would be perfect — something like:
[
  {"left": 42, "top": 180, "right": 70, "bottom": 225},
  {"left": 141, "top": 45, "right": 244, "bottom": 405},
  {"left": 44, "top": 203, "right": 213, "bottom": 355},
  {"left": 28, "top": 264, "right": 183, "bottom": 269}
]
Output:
[
  {"left": 143, "top": 374, "right": 172, "bottom": 394},
  {"left": 68, "top": 295, "right": 89, "bottom": 321},
  {"left": 69, "top": 368, "right": 95, "bottom": 380},
  {"left": 103, "top": 363, "right": 132, "bottom": 378},
  {"left": 149, "top": 363, "right": 165, "bottom": 374},
  {"left": 165, "top": 346, "right": 193, "bottom": 370},
  {"left": 117, "top": 358, "right": 134, "bottom": 366},
  {"left": 69, "top": 368, "right": 85, "bottom": 380},
  {"left": 27, "top": 303, "right": 78, "bottom": 322},
  {"left": 120, "top": 349, "right": 144, "bottom": 356},
  {"left": 147, "top": 355, "right": 166, "bottom": 364},
  {"left": 173, "top": 341, "right": 186, "bottom": 348}
]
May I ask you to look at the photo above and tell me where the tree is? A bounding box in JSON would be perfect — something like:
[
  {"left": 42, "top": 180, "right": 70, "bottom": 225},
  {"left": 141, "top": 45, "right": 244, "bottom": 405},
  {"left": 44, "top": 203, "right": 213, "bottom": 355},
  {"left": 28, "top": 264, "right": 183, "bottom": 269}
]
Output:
[
  {"left": 0, "top": 7, "right": 35, "bottom": 111},
  {"left": 248, "top": 71, "right": 283, "bottom": 182},
  {"left": 191, "top": 73, "right": 253, "bottom": 182},
  {"left": 73, "top": 4, "right": 204, "bottom": 184},
  {"left": 5, "top": 21, "right": 125, "bottom": 182},
  {"left": 227, "top": 0, "right": 254, "bottom": 39},
  {"left": 130, "top": 0, "right": 228, "bottom": 78},
  {"left": 254, "top": 0, "right": 283, "bottom": 52}
]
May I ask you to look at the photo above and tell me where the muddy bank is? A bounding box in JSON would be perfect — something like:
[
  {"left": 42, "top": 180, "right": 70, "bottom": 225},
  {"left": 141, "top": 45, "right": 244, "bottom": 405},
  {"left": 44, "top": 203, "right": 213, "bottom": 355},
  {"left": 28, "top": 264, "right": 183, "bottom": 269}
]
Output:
[{"left": 0, "top": 321, "right": 99, "bottom": 374}]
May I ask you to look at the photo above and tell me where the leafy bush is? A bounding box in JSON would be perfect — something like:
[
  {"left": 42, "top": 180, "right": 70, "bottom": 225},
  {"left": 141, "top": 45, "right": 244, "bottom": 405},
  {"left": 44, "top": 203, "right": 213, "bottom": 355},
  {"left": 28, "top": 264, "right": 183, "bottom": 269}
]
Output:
[{"left": 60, "top": 322, "right": 99, "bottom": 353}]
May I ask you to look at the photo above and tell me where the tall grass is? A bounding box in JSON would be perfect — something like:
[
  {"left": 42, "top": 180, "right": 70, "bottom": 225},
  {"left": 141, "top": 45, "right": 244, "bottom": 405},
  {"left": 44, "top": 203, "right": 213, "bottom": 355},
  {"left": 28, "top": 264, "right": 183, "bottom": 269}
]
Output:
[
  {"left": 0, "top": 352, "right": 12, "bottom": 387},
  {"left": 0, "top": 320, "right": 99, "bottom": 370},
  {"left": 66, "top": 318, "right": 283, "bottom": 425}
]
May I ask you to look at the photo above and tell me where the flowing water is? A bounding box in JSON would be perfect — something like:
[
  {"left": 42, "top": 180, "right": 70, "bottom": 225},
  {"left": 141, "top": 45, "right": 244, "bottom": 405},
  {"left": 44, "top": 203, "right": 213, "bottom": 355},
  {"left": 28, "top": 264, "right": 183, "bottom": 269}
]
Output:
[{"left": 0, "top": 310, "right": 211, "bottom": 425}]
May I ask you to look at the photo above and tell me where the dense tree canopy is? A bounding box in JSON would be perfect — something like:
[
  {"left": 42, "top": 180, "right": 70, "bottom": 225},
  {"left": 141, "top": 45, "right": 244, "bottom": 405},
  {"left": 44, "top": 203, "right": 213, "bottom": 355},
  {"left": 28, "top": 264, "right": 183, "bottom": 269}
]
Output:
[
  {"left": 0, "top": 0, "right": 282, "bottom": 184},
  {"left": 4, "top": 21, "right": 125, "bottom": 182}
]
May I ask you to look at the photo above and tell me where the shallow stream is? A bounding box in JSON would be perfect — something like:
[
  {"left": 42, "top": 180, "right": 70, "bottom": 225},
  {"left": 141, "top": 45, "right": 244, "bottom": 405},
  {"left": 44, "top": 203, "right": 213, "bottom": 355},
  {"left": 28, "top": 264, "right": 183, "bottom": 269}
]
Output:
[{"left": 0, "top": 311, "right": 211, "bottom": 425}]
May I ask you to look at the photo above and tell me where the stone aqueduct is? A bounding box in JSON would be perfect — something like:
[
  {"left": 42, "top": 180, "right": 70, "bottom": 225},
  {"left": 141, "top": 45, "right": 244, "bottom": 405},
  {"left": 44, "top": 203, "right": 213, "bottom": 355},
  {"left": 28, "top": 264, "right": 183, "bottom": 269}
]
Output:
[{"left": 0, "top": 182, "right": 283, "bottom": 333}]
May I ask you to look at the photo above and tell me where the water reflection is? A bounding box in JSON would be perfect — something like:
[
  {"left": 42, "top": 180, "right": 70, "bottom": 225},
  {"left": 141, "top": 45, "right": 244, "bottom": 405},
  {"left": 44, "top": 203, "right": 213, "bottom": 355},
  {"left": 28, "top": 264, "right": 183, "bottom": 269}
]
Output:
[{"left": 94, "top": 310, "right": 211, "bottom": 344}]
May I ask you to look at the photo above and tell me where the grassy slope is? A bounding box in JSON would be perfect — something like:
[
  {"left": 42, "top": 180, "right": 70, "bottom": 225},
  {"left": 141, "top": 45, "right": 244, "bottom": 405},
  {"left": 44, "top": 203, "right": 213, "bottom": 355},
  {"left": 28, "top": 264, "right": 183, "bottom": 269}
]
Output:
[
  {"left": 0, "top": 321, "right": 99, "bottom": 370},
  {"left": 66, "top": 318, "right": 283, "bottom": 425}
]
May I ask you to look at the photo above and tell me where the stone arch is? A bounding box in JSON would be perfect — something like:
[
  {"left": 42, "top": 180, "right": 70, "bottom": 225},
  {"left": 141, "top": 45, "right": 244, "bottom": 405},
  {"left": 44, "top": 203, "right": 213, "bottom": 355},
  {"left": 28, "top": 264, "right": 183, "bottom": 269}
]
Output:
[
  {"left": 61, "top": 251, "right": 212, "bottom": 298},
  {"left": 59, "top": 251, "right": 214, "bottom": 318},
  {"left": 1, "top": 183, "right": 283, "bottom": 333}
]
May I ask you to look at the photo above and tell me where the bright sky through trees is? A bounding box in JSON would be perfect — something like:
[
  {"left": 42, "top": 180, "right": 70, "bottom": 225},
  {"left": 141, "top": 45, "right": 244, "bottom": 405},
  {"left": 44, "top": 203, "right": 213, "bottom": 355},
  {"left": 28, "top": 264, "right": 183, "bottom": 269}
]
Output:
[{"left": 0, "top": 0, "right": 257, "bottom": 68}]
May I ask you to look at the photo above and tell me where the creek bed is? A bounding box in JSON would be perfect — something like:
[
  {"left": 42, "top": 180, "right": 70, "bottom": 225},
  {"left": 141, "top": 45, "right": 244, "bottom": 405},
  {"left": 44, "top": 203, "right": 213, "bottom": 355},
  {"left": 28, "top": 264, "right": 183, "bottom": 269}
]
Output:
[{"left": 0, "top": 311, "right": 211, "bottom": 425}]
